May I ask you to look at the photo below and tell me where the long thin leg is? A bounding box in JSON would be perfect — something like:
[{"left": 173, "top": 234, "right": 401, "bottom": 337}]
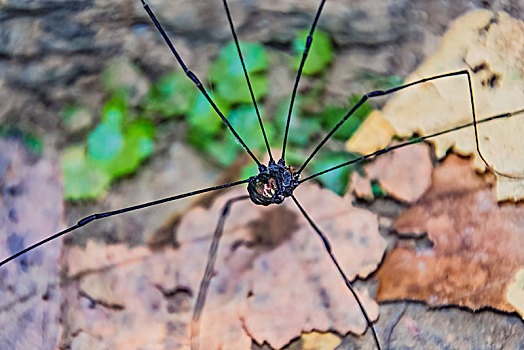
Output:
[
  {"left": 0, "top": 179, "right": 250, "bottom": 268},
  {"left": 280, "top": 0, "right": 327, "bottom": 163},
  {"left": 290, "top": 194, "right": 382, "bottom": 349},
  {"left": 140, "top": 0, "right": 263, "bottom": 169},
  {"left": 222, "top": 0, "right": 274, "bottom": 163},
  {"left": 297, "top": 70, "right": 484, "bottom": 175},
  {"left": 298, "top": 109, "right": 524, "bottom": 184},
  {"left": 190, "top": 195, "right": 250, "bottom": 350}
]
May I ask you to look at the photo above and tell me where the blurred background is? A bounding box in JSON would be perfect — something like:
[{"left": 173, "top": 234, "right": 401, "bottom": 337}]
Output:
[
  {"left": 0, "top": 0, "right": 523, "bottom": 349},
  {"left": 1, "top": 0, "right": 521, "bottom": 244}
]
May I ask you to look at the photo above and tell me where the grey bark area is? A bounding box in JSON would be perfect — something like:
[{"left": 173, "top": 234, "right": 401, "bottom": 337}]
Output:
[
  {"left": 0, "top": 140, "right": 63, "bottom": 350},
  {"left": 0, "top": 0, "right": 522, "bottom": 349},
  {"left": 1, "top": 0, "right": 522, "bottom": 137}
]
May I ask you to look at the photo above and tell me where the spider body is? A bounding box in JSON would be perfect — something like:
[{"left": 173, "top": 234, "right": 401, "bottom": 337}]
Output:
[{"left": 247, "top": 160, "right": 299, "bottom": 206}]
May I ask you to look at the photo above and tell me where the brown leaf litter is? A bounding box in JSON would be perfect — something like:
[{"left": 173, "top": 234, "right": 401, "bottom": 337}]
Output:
[
  {"left": 350, "top": 143, "right": 433, "bottom": 204},
  {"left": 60, "top": 184, "right": 387, "bottom": 349},
  {"left": 506, "top": 268, "right": 524, "bottom": 318},
  {"left": 376, "top": 155, "right": 524, "bottom": 314},
  {"left": 347, "top": 10, "right": 524, "bottom": 201}
]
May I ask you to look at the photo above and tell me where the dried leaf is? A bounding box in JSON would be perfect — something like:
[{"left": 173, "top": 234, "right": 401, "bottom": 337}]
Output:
[
  {"left": 62, "top": 246, "right": 190, "bottom": 350},
  {"left": 348, "top": 143, "right": 432, "bottom": 203},
  {"left": 507, "top": 269, "right": 524, "bottom": 319},
  {"left": 345, "top": 110, "right": 395, "bottom": 155},
  {"left": 60, "top": 184, "right": 387, "bottom": 349},
  {"left": 63, "top": 240, "right": 151, "bottom": 277},
  {"left": 384, "top": 10, "right": 524, "bottom": 201},
  {"left": 0, "top": 140, "right": 64, "bottom": 349},
  {"left": 364, "top": 143, "right": 432, "bottom": 203},
  {"left": 376, "top": 155, "right": 524, "bottom": 313},
  {"left": 349, "top": 171, "right": 374, "bottom": 201},
  {"left": 301, "top": 331, "right": 341, "bottom": 350},
  {"left": 347, "top": 10, "right": 524, "bottom": 201}
]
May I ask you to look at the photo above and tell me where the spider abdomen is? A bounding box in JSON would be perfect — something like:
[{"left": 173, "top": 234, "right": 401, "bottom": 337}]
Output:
[{"left": 247, "top": 162, "right": 297, "bottom": 206}]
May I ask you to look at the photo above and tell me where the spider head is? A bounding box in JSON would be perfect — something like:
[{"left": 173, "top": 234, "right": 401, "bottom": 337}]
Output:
[{"left": 247, "top": 162, "right": 298, "bottom": 206}]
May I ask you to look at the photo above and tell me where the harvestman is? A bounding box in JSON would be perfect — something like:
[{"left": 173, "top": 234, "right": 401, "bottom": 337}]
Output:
[{"left": 1, "top": 0, "right": 523, "bottom": 349}]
